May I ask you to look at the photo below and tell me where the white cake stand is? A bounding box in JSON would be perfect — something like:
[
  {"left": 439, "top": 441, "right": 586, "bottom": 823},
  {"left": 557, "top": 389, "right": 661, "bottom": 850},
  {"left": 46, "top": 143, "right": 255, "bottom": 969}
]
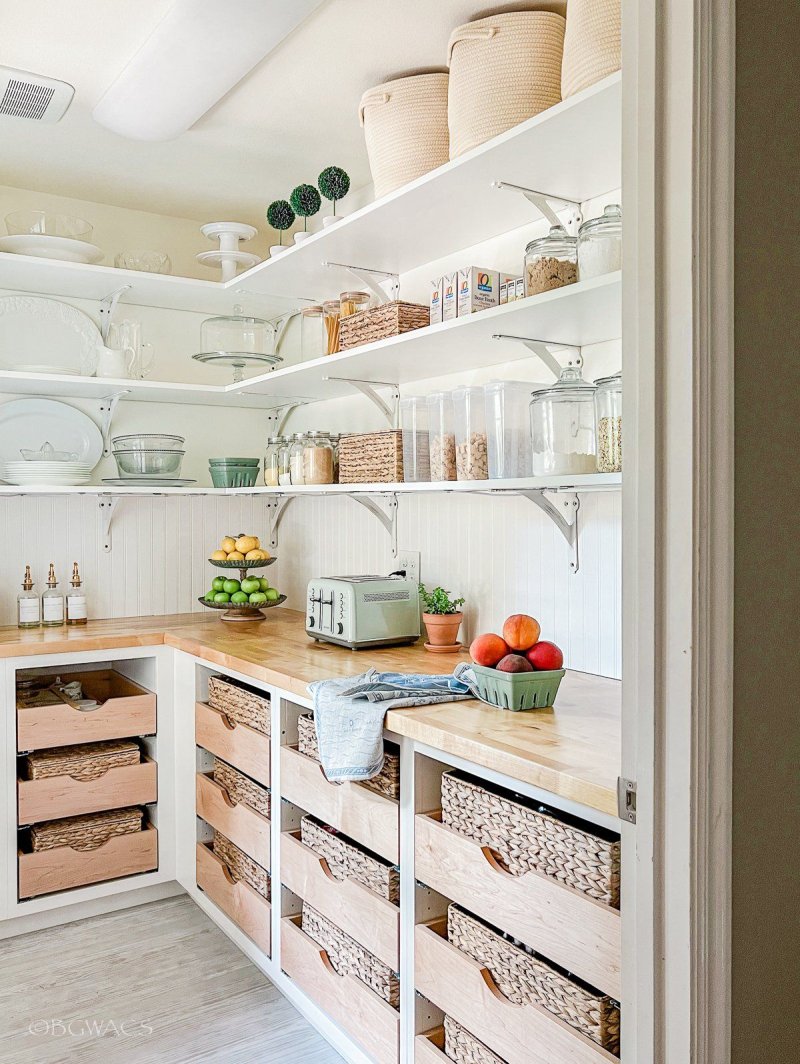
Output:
[{"left": 196, "top": 222, "right": 260, "bottom": 282}]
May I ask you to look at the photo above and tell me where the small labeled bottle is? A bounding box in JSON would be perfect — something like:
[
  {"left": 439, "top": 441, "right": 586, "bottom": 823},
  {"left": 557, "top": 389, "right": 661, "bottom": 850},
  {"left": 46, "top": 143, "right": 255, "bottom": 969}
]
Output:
[
  {"left": 42, "top": 563, "right": 65, "bottom": 628},
  {"left": 17, "top": 566, "right": 41, "bottom": 629},
  {"left": 66, "top": 562, "right": 88, "bottom": 626}
]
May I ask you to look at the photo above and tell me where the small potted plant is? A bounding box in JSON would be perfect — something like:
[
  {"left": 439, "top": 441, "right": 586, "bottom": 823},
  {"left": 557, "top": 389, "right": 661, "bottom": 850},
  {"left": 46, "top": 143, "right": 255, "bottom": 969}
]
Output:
[
  {"left": 266, "top": 199, "right": 295, "bottom": 256},
  {"left": 289, "top": 183, "right": 322, "bottom": 243},
  {"left": 418, "top": 584, "right": 465, "bottom": 652},
  {"left": 318, "top": 165, "right": 351, "bottom": 227}
]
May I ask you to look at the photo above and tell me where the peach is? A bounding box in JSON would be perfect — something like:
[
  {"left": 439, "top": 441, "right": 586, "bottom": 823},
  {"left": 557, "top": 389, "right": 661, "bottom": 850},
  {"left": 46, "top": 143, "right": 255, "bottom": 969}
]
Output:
[
  {"left": 502, "top": 613, "right": 541, "bottom": 652},
  {"left": 469, "top": 633, "right": 509, "bottom": 668},
  {"left": 496, "top": 654, "right": 534, "bottom": 673}
]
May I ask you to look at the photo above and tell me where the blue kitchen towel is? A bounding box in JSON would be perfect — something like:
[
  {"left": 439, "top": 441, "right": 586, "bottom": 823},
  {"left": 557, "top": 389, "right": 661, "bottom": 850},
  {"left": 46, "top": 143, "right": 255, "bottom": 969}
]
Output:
[{"left": 307, "top": 666, "right": 479, "bottom": 784}]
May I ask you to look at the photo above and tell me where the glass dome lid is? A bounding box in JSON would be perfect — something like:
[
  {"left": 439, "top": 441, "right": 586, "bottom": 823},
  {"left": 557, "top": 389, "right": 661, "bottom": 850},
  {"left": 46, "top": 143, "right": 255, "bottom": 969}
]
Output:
[
  {"left": 193, "top": 304, "right": 282, "bottom": 382},
  {"left": 530, "top": 365, "right": 597, "bottom": 402}
]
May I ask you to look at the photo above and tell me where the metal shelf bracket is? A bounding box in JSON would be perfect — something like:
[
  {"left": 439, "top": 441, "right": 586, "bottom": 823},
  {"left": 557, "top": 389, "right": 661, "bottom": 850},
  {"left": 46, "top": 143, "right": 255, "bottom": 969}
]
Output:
[
  {"left": 493, "top": 334, "right": 583, "bottom": 379},
  {"left": 266, "top": 495, "right": 294, "bottom": 551},
  {"left": 98, "top": 497, "right": 120, "bottom": 553},
  {"left": 265, "top": 403, "right": 304, "bottom": 436},
  {"left": 492, "top": 181, "right": 583, "bottom": 233},
  {"left": 98, "top": 285, "right": 132, "bottom": 343},
  {"left": 322, "top": 377, "right": 400, "bottom": 428},
  {"left": 353, "top": 494, "right": 398, "bottom": 557},
  {"left": 267, "top": 310, "right": 301, "bottom": 355},
  {"left": 322, "top": 260, "right": 400, "bottom": 304},
  {"left": 520, "top": 490, "right": 581, "bottom": 573},
  {"left": 98, "top": 392, "right": 130, "bottom": 457}
]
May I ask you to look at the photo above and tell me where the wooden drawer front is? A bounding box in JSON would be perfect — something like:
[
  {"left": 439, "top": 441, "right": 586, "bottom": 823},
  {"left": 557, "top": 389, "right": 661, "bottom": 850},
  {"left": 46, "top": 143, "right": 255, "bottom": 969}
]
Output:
[
  {"left": 19, "top": 825, "right": 158, "bottom": 899},
  {"left": 282, "top": 830, "right": 399, "bottom": 969},
  {"left": 195, "top": 702, "right": 270, "bottom": 786},
  {"left": 415, "top": 924, "right": 617, "bottom": 1064},
  {"left": 281, "top": 916, "right": 399, "bottom": 1064},
  {"left": 195, "top": 772, "right": 270, "bottom": 869},
  {"left": 416, "top": 813, "right": 621, "bottom": 1000},
  {"left": 416, "top": 1029, "right": 448, "bottom": 1064},
  {"left": 196, "top": 842, "right": 271, "bottom": 956},
  {"left": 18, "top": 756, "right": 157, "bottom": 826},
  {"left": 280, "top": 746, "right": 399, "bottom": 864},
  {"left": 18, "top": 671, "right": 156, "bottom": 752}
]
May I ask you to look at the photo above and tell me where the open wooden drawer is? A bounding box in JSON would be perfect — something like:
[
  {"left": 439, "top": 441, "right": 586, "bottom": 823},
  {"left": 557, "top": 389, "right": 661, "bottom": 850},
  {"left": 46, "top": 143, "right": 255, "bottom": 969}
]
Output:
[
  {"left": 196, "top": 841, "right": 270, "bottom": 956},
  {"left": 415, "top": 1027, "right": 449, "bottom": 1064},
  {"left": 280, "top": 746, "right": 399, "bottom": 864},
  {"left": 281, "top": 915, "right": 399, "bottom": 1064},
  {"left": 415, "top": 920, "right": 619, "bottom": 1064},
  {"left": 415, "top": 811, "right": 621, "bottom": 1000},
  {"left": 18, "top": 754, "right": 157, "bottom": 826},
  {"left": 17, "top": 671, "right": 156, "bottom": 752},
  {"left": 18, "top": 821, "right": 158, "bottom": 900},
  {"left": 195, "top": 772, "right": 270, "bottom": 869},
  {"left": 195, "top": 701, "right": 270, "bottom": 787}
]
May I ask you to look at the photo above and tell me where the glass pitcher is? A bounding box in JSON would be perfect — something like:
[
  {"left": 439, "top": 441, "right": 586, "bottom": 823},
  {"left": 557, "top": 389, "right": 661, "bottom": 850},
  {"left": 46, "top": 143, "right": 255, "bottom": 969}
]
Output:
[{"left": 107, "top": 320, "right": 155, "bottom": 379}]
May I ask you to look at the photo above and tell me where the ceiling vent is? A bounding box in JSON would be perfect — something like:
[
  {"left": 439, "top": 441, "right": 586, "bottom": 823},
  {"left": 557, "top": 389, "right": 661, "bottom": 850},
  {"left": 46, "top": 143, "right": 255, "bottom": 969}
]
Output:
[{"left": 0, "top": 66, "right": 74, "bottom": 123}]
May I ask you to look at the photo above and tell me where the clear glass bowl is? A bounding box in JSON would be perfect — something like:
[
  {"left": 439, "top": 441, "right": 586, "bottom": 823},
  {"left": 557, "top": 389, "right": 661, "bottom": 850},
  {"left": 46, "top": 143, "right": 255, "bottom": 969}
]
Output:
[
  {"left": 114, "top": 250, "right": 172, "bottom": 274},
  {"left": 113, "top": 449, "right": 185, "bottom": 477},
  {"left": 111, "top": 434, "right": 185, "bottom": 452},
  {"left": 6, "top": 210, "right": 93, "bottom": 241}
]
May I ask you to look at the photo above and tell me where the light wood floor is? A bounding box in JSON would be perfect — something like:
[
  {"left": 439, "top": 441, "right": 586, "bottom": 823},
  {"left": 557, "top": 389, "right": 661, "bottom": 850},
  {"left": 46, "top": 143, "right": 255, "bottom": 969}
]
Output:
[{"left": 0, "top": 896, "right": 343, "bottom": 1063}]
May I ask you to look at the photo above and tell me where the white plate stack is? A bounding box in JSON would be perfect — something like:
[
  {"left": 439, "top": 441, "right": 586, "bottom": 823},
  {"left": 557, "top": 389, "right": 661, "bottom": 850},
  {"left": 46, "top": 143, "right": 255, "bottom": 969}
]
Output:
[{"left": 0, "top": 462, "right": 94, "bottom": 486}]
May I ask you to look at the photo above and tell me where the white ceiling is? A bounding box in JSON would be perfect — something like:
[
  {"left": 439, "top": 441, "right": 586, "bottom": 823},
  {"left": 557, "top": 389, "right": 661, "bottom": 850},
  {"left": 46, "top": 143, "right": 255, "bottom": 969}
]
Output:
[{"left": 0, "top": 0, "right": 566, "bottom": 228}]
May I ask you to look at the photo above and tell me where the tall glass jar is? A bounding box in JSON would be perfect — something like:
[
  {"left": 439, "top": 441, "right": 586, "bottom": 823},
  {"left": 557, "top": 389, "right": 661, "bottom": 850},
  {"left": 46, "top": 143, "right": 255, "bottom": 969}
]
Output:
[
  {"left": 329, "top": 433, "right": 341, "bottom": 482},
  {"left": 289, "top": 433, "right": 307, "bottom": 484},
  {"left": 484, "top": 380, "right": 534, "bottom": 478},
  {"left": 578, "top": 204, "right": 622, "bottom": 280},
  {"left": 278, "top": 438, "right": 292, "bottom": 486},
  {"left": 264, "top": 435, "right": 283, "bottom": 486},
  {"left": 594, "top": 372, "right": 623, "bottom": 471},
  {"left": 529, "top": 367, "right": 597, "bottom": 476},
  {"left": 400, "top": 397, "right": 431, "bottom": 482},
  {"left": 524, "top": 224, "right": 578, "bottom": 296},
  {"left": 452, "top": 385, "right": 489, "bottom": 481},
  {"left": 339, "top": 291, "right": 371, "bottom": 318},
  {"left": 322, "top": 300, "right": 341, "bottom": 355},
  {"left": 301, "top": 305, "right": 325, "bottom": 361},
  {"left": 426, "top": 391, "right": 457, "bottom": 481},
  {"left": 303, "top": 431, "right": 334, "bottom": 484}
]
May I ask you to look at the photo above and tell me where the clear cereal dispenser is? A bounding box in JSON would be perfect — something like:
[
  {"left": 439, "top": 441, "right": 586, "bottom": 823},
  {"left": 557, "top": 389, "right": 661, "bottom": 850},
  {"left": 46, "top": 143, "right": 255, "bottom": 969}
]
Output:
[
  {"left": 452, "top": 385, "right": 489, "bottom": 481},
  {"left": 426, "top": 391, "right": 457, "bottom": 482},
  {"left": 400, "top": 396, "right": 431, "bottom": 482},
  {"left": 484, "top": 380, "right": 534, "bottom": 478}
]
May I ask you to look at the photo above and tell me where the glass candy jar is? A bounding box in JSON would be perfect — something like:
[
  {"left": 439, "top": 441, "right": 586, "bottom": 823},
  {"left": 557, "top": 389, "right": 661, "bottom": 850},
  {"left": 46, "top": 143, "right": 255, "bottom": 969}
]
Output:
[
  {"left": 524, "top": 224, "right": 578, "bottom": 296},
  {"left": 577, "top": 204, "right": 623, "bottom": 280},
  {"left": 529, "top": 366, "right": 597, "bottom": 476},
  {"left": 594, "top": 372, "right": 623, "bottom": 472}
]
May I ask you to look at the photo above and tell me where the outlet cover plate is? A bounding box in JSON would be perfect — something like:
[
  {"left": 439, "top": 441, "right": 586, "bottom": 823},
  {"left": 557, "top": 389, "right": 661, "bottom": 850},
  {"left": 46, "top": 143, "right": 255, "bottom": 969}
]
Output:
[{"left": 397, "top": 549, "right": 420, "bottom": 586}]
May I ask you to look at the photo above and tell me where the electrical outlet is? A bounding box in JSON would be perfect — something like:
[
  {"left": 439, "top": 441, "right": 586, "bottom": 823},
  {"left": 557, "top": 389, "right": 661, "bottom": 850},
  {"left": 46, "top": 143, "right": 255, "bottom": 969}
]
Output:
[{"left": 397, "top": 549, "right": 420, "bottom": 586}]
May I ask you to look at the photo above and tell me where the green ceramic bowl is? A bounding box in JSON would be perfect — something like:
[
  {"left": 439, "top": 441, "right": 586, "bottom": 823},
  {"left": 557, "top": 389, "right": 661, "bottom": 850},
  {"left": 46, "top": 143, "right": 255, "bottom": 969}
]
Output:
[{"left": 209, "top": 465, "right": 260, "bottom": 488}]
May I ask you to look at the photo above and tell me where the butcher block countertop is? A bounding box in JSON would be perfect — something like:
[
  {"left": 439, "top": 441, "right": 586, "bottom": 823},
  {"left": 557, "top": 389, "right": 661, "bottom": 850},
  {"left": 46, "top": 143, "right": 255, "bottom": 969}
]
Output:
[{"left": 1, "top": 609, "right": 620, "bottom": 817}]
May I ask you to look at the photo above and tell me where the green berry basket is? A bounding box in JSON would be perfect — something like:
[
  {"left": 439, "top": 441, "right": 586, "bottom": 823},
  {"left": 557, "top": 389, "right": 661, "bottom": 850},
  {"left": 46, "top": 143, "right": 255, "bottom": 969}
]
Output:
[{"left": 470, "top": 662, "right": 566, "bottom": 711}]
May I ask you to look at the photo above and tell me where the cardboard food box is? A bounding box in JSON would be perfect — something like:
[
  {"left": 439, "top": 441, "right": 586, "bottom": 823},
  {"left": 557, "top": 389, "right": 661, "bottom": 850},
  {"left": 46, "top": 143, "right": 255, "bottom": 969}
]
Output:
[
  {"left": 457, "top": 267, "right": 500, "bottom": 316},
  {"left": 429, "top": 277, "right": 443, "bottom": 325},
  {"left": 442, "top": 272, "right": 458, "bottom": 322}
]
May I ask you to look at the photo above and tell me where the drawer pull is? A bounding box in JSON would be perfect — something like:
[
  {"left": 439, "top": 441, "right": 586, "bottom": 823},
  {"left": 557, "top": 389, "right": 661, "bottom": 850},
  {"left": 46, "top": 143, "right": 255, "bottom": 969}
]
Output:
[
  {"left": 318, "top": 855, "right": 344, "bottom": 882},
  {"left": 317, "top": 946, "right": 345, "bottom": 978},
  {"left": 220, "top": 713, "right": 238, "bottom": 732},
  {"left": 218, "top": 785, "right": 238, "bottom": 810},
  {"left": 480, "top": 845, "right": 514, "bottom": 878},
  {"left": 479, "top": 966, "right": 523, "bottom": 1009}
]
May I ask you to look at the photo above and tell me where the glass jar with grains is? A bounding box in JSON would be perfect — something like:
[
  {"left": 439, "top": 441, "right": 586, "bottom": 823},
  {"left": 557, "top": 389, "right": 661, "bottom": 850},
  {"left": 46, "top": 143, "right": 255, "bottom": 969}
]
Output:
[
  {"left": 577, "top": 204, "right": 622, "bottom": 280},
  {"left": 594, "top": 372, "right": 622, "bottom": 471},
  {"left": 524, "top": 224, "right": 578, "bottom": 296},
  {"left": 529, "top": 366, "right": 597, "bottom": 476},
  {"left": 264, "top": 435, "right": 284, "bottom": 487},
  {"left": 289, "top": 433, "right": 307, "bottom": 485},
  {"left": 303, "top": 431, "right": 334, "bottom": 485},
  {"left": 278, "top": 437, "right": 292, "bottom": 486},
  {"left": 426, "top": 391, "right": 457, "bottom": 482}
]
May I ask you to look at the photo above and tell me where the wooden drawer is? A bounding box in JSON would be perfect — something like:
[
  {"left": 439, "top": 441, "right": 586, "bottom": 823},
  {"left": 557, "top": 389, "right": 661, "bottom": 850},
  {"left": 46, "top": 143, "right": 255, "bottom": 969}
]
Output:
[
  {"left": 195, "top": 701, "right": 270, "bottom": 786},
  {"left": 416, "top": 812, "right": 621, "bottom": 1000},
  {"left": 195, "top": 772, "right": 270, "bottom": 869},
  {"left": 19, "top": 824, "right": 158, "bottom": 899},
  {"left": 281, "top": 915, "right": 399, "bottom": 1064},
  {"left": 415, "top": 923, "right": 617, "bottom": 1064},
  {"left": 281, "top": 830, "right": 399, "bottom": 969},
  {"left": 416, "top": 1028, "right": 448, "bottom": 1064},
  {"left": 196, "top": 842, "right": 271, "bottom": 956},
  {"left": 17, "top": 671, "right": 156, "bottom": 752},
  {"left": 18, "top": 755, "right": 157, "bottom": 826},
  {"left": 280, "top": 746, "right": 399, "bottom": 864}
]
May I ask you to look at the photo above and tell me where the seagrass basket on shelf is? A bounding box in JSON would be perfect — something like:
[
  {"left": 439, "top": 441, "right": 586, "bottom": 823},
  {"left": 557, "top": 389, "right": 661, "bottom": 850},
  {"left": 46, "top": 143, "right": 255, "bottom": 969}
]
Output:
[
  {"left": 561, "top": 0, "right": 622, "bottom": 99},
  {"left": 338, "top": 301, "right": 430, "bottom": 350},
  {"left": 30, "top": 806, "right": 144, "bottom": 852},
  {"left": 212, "top": 831, "right": 270, "bottom": 900},
  {"left": 297, "top": 714, "right": 400, "bottom": 799},
  {"left": 300, "top": 815, "right": 399, "bottom": 904},
  {"left": 207, "top": 675, "right": 270, "bottom": 735},
  {"left": 301, "top": 903, "right": 400, "bottom": 1008},
  {"left": 22, "top": 740, "right": 140, "bottom": 781},
  {"left": 212, "top": 757, "right": 271, "bottom": 818},
  {"left": 338, "top": 430, "right": 404, "bottom": 484},
  {"left": 444, "top": 1015, "right": 505, "bottom": 1064}
]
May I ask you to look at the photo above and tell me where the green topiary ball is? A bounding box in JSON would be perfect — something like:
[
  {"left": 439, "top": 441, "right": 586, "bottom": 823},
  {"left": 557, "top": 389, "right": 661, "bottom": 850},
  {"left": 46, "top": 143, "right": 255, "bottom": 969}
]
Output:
[
  {"left": 318, "top": 166, "right": 351, "bottom": 205},
  {"left": 266, "top": 200, "right": 295, "bottom": 231},
  {"left": 289, "top": 183, "right": 322, "bottom": 219}
]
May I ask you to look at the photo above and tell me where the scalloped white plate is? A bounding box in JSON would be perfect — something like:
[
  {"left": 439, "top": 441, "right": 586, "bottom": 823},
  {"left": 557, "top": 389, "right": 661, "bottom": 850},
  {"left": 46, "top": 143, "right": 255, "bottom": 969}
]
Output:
[{"left": 0, "top": 295, "right": 102, "bottom": 376}]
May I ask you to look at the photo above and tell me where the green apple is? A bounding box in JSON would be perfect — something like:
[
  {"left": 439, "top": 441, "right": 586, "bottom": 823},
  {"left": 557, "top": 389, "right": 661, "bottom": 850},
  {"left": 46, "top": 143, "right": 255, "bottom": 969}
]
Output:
[
  {"left": 258, "top": 577, "right": 271, "bottom": 592},
  {"left": 241, "top": 577, "right": 261, "bottom": 595},
  {"left": 213, "top": 592, "right": 230, "bottom": 603},
  {"left": 231, "top": 591, "right": 249, "bottom": 604},
  {"left": 212, "top": 577, "right": 226, "bottom": 592},
  {"left": 204, "top": 590, "right": 216, "bottom": 602},
  {"left": 265, "top": 588, "right": 279, "bottom": 602},
  {"left": 222, "top": 578, "right": 241, "bottom": 594},
  {"left": 248, "top": 592, "right": 268, "bottom": 606}
]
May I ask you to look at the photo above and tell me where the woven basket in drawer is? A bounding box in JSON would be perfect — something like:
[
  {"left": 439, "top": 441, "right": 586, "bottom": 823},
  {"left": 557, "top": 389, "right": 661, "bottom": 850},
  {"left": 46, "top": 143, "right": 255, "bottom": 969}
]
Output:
[
  {"left": 301, "top": 815, "right": 399, "bottom": 904},
  {"left": 212, "top": 830, "right": 270, "bottom": 900},
  {"left": 449, "top": 906, "right": 620, "bottom": 1054},
  {"left": 301, "top": 903, "right": 399, "bottom": 1008},
  {"left": 30, "top": 806, "right": 143, "bottom": 852},
  {"left": 22, "top": 740, "right": 140, "bottom": 781},
  {"left": 444, "top": 1015, "right": 504, "bottom": 1064},
  {"left": 207, "top": 675, "right": 270, "bottom": 735},
  {"left": 338, "top": 430, "right": 404, "bottom": 484},
  {"left": 338, "top": 301, "right": 430, "bottom": 350},
  {"left": 213, "top": 758, "right": 271, "bottom": 818},
  {"left": 297, "top": 714, "right": 400, "bottom": 800},
  {"left": 441, "top": 771, "right": 620, "bottom": 907}
]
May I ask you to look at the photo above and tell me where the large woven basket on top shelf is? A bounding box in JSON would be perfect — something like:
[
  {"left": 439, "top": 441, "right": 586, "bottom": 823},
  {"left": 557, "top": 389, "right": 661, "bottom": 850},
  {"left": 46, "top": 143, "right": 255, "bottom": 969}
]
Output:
[
  {"left": 22, "top": 740, "right": 140, "bottom": 781},
  {"left": 441, "top": 771, "right": 620, "bottom": 907},
  {"left": 212, "top": 831, "right": 270, "bottom": 900},
  {"left": 301, "top": 815, "right": 399, "bottom": 904},
  {"left": 359, "top": 72, "right": 450, "bottom": 199},
  {"left": 207, "top": 675, "right": 270, "bottom": 735},
  {"left": 561, "top": 0, "right": 622, "bottom": 99},
  {"left": 338, "top": 301, "right": 429, "bottom": 350},
  {"left": 447, "top": 12, "right": 565, "bottom": 159},
  {"left": 213, "top": 757, "right": 271, "bottom": 818},
  {"left": 449, "top": 905, "right": 620, "bottom": 1054},
  {"left": 337, "top": 430, "right": 404, "bottom": 484},
  {"left": 297, "top": 714, "right": 400, "bottom": 800},
  {"left": 302, "top": 904, "right": 399, "bottom": 1008},
  {"left": 30, "top": 806, "right": 143, "bottom": 852},
  {"left": 444, "top": 1015, "right": 504, "bottom": 1064}
]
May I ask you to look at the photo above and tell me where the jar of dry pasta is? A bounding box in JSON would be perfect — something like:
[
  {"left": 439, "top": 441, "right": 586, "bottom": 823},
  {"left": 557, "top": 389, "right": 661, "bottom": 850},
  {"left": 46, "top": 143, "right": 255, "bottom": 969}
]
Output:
[
  {"left": 322, "top": 300, "right": 341, "bottom": 355},
  {"left": 339, "top": 291, "right": 371, "bottom": 318}
]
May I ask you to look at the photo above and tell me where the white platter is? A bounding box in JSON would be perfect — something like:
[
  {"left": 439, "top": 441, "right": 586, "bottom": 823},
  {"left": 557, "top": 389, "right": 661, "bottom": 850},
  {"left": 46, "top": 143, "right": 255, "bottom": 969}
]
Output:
[
  {"left": 0, "top": 296, "right": 102, "bottom": 376},
  {"left": 0, "top": 234, "right": 103, "bottom": 264},
  {"left": 0, "top": 398, "right": 103, "bottom": 468}
]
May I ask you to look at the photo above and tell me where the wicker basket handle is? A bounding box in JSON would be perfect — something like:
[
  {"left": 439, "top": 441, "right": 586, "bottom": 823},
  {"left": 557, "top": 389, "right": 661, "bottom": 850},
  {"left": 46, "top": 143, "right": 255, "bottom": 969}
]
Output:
[
  {"left": 479, "top": 966, "right": 523, "bottom": 1007},
  {"left": 448, "top": 26, "right": 498, "bottom": 63},
  {"left": 68, "top": 762, "right": 113, "bottom": 782},
  {"left": 68, "top": 834, "right": 116, "bottom": 853},
  {"left": 358, "top": 91, "right": 391, "bottom": 126}
]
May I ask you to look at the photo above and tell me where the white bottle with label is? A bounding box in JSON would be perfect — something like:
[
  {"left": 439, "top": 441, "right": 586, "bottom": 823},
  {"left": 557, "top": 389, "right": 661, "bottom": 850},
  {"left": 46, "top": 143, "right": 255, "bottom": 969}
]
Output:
[
  {"left": 42, "top": 563, "right": 65, "bottom": 627},
  {"left": 66, "top": 562, "right": 88, "bottom": 626},
  {"left": 17, "top": 565, "right": 41, "bottom": 629}
]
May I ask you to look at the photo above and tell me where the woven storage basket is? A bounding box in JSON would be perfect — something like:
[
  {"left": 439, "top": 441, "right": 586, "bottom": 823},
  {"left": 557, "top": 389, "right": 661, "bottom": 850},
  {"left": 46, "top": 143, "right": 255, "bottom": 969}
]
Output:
[
  {"left": 359, "top": 73, "right": 449, "bottom": 199},
  {"left": 441, "top": 771, "right": 620, "bottom": 907},
  {"left": 22, "top": 740, "right": 140, "bottom": 781},
  {"left": 30, "top": 806, "right": 143, "bottom": 852},
  {"left": 338, "top": 430, "right": 403, "bottom": 484},
  {"left": 301, "top": 815, "right": 400, "bottom": 904},
  {"left": 207, "top": 675, "right": 270, "bottom": 735},
  {"left": 449, "top": 905, "right": 620, "bottom": 1053},
  {"left": 561, "top": 0, "right": 622, "bottom": 99},
  {"left": 302, "top": 903, "right": 400, "bottom": 1008},
  {"left": 447, "top": 12, "right": 565, "bottom": 159},
  {"left": 213, "top": 757, "right": 271, "bottom": 818},
  {"left": 212, "top": 830, "right": 270, "bottom": 900},
  {"left": 298, "top": 715, "right": 400, "bottom": 800},
  {"left": 444, "top": 1015, "right": 504, "bottom": 1064},
  {"left": 338, "top": 301, "right": 430, "bottom": 351}
]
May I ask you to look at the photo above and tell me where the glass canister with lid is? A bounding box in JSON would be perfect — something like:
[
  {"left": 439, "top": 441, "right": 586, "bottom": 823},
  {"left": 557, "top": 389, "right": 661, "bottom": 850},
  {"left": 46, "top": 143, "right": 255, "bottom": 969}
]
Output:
[
  {"left": 289, "top": 433, "right": 307, "bottom": 484},
  {"left": 303, "top": 431, "right": 335, "bottom": 484},
  {"left": 339, "top": 291, "right": 371, "bottom": 318},
  {"left": 264, "top": 435, "right": 284, "bottom": 487},
  {"left": 524, "top": 225, "right": 578, "bottom": 296},
  {"left": 278, "top": 437, "right": 292, "bottom": 486},
  {"left": 301, "top": 305, "right": 325, "bottom": 361},
  {"left": 400, "top": 396, "right": 431, "bottom": 482},
  {"left": 578, "top": 204, "right": 623, "bottom": 280},
  {"left": 322, "top": 300, "right": 341, "bottom": 355},
  {"left": 529, "top": 366, "right": 597, "bottom": 476},
  {"left": 426, "top": 391, "right": 457, "bottom": 481},
  {"left": 452, "top": 385, "right": 489, "bottom": 481},
  {"left": 594, "top": 372, "right": 623, "bottom": 471}
]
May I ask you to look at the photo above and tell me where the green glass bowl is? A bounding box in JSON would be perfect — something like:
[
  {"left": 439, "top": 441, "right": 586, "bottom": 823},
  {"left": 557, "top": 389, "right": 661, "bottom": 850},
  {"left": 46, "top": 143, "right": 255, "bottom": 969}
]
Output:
[
  {"left": 209, "top": 465, "right": 260, "bottom": 488},
  {"left": 470, "top": 662, "right": 566, "bottom": 711}
]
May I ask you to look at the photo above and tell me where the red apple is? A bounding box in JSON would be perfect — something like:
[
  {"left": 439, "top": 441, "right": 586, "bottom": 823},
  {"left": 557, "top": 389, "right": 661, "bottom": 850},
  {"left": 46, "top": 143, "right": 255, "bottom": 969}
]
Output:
[
  {"left": 470, "top": 633, "right": 510, "bottom": 667},
  {"left": 525, "top": 640, "right": 564, "bottom": 671},
  {"left": 496, "top": 654, "right": 534, "bottom": 673}
]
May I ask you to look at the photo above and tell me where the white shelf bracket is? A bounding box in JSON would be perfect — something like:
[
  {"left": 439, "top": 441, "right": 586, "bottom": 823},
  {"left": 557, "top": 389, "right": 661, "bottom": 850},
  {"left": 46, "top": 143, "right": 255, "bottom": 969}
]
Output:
[
  {"left": 266, "top": 495, "right": 294, "bottom": 551},
  {"left": 98, "top": 392, "right": 130, "bottom": 457},
  {"left": 267, "top": 310, "right": 301, "bottom": 355},
  {"left": 98, "top": 285, "right": 132, "bottom": 343},
  {"left": 265, "top": 403, "right": 303, "bottom": 436},
  {"left": 98, "top": 497, "right": 120, "bottom": 553},
  {"left": 322, "top": 377, "right": 400, "bottom": 428},
  {"left": 492, "top": 181, "right": 583, "bottom": 233},
  {"left": 492, "top": 334, "right": 583, "bottom": 380},
  {"left": 322, "top": 260, "right": 399, "bottom": 304},
  {"left": 520, "top": 490, "right": 581, "bottom": 573},
  {"left": 352, "top": 494, "right": 398, "bottom": 557}
]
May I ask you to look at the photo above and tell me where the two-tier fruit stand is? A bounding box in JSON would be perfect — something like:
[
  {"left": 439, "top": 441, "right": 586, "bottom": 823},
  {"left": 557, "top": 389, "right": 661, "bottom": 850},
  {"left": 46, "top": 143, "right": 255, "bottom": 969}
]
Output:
[{"left": 198, "top": 555, "right": 286, "bottom": 623}]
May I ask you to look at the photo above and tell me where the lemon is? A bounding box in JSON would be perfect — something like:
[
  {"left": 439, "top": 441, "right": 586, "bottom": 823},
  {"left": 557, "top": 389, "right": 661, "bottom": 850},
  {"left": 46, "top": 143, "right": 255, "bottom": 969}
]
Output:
[
  {"left": 210, "top": 550, "right": 228, "bottom": 561},
  {"left": 235, "top": 535, "right": 258, "bottom": 554},
  {"left": 221, "top": 536, "right": 236, "bottom": 553},
  {"left": 252, "top": 536, "right": 261, "bottom": 549},
  {"left": 245, "top": 549, "right": 262, "bottom": 561},
  {"left": 227, "top": 550, "right": 245, "bottom": 561}
]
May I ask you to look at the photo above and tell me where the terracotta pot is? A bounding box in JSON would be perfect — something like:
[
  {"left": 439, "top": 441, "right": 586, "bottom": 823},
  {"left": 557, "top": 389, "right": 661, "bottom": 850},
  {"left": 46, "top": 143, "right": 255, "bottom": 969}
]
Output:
[{"left": 422, "top": 612, "right": 463, "bottom": 647}]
